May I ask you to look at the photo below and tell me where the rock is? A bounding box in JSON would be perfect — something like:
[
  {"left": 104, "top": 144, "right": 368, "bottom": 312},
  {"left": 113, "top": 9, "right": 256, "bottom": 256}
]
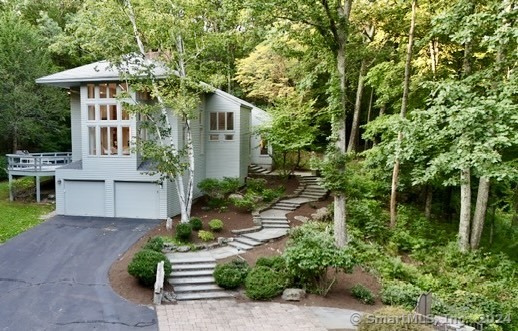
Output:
[
  {"left": 201, "top": 206, "right": 211, "bottom": 211},
  {"left": 294, "top": 216, "right": 309, "bottom": 223},
  {"left": 282, "top": 288, "right": 306, "bottom": 301},
  {"left": 176, "top": 246, "right": 191, "bottom": 252},
  {"left": 311, "top": 207, "right": 330, "bottom": 221},
  {"left": 166, "top": 217, "right": 173, "bottom": 231},
  {"left": 228, "top": 193, "right": 244, "bottom": 201},
  {"left": 163, "top": 291, "right": 177, "bottom": 303}
]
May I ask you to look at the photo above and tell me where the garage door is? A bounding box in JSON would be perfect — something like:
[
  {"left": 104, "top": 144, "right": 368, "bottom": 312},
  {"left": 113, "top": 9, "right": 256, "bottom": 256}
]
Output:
[
  {"left": 65, "top": 180, "right": 105, "bottom": 216},
  {"left": 114, "top": 182, "right": 160, "bottom": 219}
]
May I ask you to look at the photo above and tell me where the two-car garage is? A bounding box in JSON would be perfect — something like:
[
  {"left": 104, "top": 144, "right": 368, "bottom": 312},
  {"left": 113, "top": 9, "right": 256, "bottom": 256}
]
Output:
[{"left": 63, "top": 180, "right": 161, "bottom": 219}]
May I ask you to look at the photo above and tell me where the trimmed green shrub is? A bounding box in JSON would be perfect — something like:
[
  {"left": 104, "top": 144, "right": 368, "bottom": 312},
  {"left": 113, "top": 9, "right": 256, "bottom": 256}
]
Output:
[
  {"left": 246, "top": 177, "right": 267, "bottom": 192},
  {"left": 189, "top": 217, "right": 203, "bottom": 231},
  {"left": 143, "top": 236, "right": 164, "bottom": 252},
  {"left": 358, "top": 307, "right": 434, "bottom": 331},
  {"left": 175, "top": 223, "right": 192, "bottom": 241},
  {"left": 255, "top": 256, "right": 287, "bottom": 272},
  {"left": 11, "top": 177, "right": 36, "bottom": 201},
  {"left": 127, "top": 249, "right": 172, "bottom": 287},
  {"left": 198, "top": 230, "right": 215, "bottom": 242},
  {"left": 351, "top": 284, "right": 376, "bottom": 305},
  {"left": 261, "top": 188, "right": 283, "bottom": 202},
  {"left": 245, "top": 266, "right": 287, "bottom": 300},
  {"left": 229, "top": 259, "right": 250, "bottom": 279},
  {"left": 198, "top": 177, "right": 240, "bottom": 202},
  {"left": 213, "top": 261, "right": 249, "bottom": 289},
  {"left": 380, "top": 281, "right": 423, "bottom": 308},
  {"left": 231, "top": 194, "right": 258, "bottom": 211},
  {"left": 208, "top": 219, "right": 224, "bottom": 232}
]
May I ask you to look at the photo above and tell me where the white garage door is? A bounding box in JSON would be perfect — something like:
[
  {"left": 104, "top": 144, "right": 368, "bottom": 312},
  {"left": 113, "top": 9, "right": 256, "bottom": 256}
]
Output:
[
  {"left": 114, "top": 182, "right": 160, "bottom": 219},
  {"left": 65, "top": 180, "right": 105, "bottom": 216}
]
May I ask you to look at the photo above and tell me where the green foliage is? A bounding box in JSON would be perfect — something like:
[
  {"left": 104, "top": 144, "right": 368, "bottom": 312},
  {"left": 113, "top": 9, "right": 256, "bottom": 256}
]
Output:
[
  {"left": 198, "top": 230, "right": 214, "bottom": 242},
  {"left": 380, "top": 281, "right": 423, "bottom": 309},
  {"left": 284, "top": 222, "right": 355, "bottom": 294},
  {"left": 189, "top": 217, "right": 203, "bottom": 231},
  {"left": 127, "top": 249, "right": 172, "bottom": 288},
  {"left": 143, "top": 237, "right": 164, "bottom": 252},
  {"left": 213, "top": 261, "right": 249, "bottom": 289},
  {"left": 11, "top": 177, "right": 36, "bottom": 202},
  {"left": 351, "top": 284, "right": 376, "bottom": 305},
  {"left": 255, "top": 256, "right": 287, "bottom": 272},
  {"left": 0, "top": 157, "right": 7, "bottom": 180},
  {"left": 208, "top": 219, "right": 224, "bottom": 232},
  {"left": 358, "top": 307, "right": 434, "bottom": 331},
  {"left": 175, "top": 223, "right": 192, "bottom": 241},
  {"left": 230, "top": 194, "right": 258, "bottom": 212},
  {"left": 198, "top": 177, "right": 240, "bottom": 201},
  {"left": 245, "top": 266, "right": 287, "bottom": 300},
  {"left": 348, "top": 198, "right": 390, "bottom": 242},
  {"left": 246, "top": 178, "right": 267, "bottom": 192}
]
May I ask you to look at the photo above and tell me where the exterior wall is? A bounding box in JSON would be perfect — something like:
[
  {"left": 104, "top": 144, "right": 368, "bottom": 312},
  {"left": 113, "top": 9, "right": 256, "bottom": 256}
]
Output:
[
  {"left": 70, "top": 89, "right": 82, "bottom": 162},
  {"left": 239, "top": 106, "right": 251, "bottom": 179},
  {"left": 204, "top": 94, "right": 242, "bottom": 182},
  {"left": 250, "top": 107, "right": 273, "bottom": 168}
]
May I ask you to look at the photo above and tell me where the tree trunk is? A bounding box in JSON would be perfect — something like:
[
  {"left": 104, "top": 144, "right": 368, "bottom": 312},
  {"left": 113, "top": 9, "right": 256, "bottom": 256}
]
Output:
[
  {"left": 390, "top": 0, "right": 417, "bottom": 227},
  {"left": 458, "top": 168, "right": 471, "bottom": 252},
  {"left": 425, "top": 186, "right": 433, "bottom": 219},
  {"left": 347, "top": 59, "right": 367, "bottom": 153},
  {"left": 364, "top": 88, "right": 374, "bottom": 151},
  {"left": 12, "top": 125, "right": 18, "bottom": 152},
  {"left": 470, "top": 177, "right": 490, "bottom": 250}
]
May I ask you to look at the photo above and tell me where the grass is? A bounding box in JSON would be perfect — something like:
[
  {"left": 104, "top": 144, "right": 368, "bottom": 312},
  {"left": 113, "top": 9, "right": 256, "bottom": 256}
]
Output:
[{"left": 0, "top": 181, "right": 54, "bottom": 243}]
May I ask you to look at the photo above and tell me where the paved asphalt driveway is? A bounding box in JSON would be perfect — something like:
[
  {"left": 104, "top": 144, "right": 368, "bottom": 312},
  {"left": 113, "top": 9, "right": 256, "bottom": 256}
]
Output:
[{"left": 0, "top": 215, "right": 161, "bottom": 331}]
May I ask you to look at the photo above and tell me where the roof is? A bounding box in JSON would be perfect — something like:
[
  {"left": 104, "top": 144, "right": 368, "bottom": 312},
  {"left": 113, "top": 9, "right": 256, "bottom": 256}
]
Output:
[
  {"left": 36, "top": 58, "right": 270, "bottom": 119},
  {"left": 36, "top": 58, "right": 168, "bottom": 88}
]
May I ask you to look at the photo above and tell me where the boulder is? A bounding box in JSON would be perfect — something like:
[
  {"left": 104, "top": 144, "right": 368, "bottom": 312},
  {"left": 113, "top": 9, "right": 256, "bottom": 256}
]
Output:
[
  {"left": 311, "top": 207, "right": 330, "bottom": 221},
  {"left": 176, "top": 246, "right": 191, "bottom": 252},
  {"left": 294, "top": 216, "right": 309, "bottom": 223},
  {"left": 282, "top": 288, "right": 306, "bottom": 301},
  {"left": 229, "top": 193, "right": 244, "bottom": 201}
]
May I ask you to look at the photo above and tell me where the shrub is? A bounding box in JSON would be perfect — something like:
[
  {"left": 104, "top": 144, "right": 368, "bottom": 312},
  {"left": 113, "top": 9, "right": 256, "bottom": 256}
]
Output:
[
  {"left": 245, "top": 266, "right": 287, "bottom": 300},
  {"left": 143, "top": 237, "right": 164, "bottom": 252},
  {"left": 255, "top": 256, "right": 287, "bottom": 272},
  {"left": 189, "top": 217, "right": 203, "bottom": 231},
  {"left": 11, "top": 177, "right": 36, "bottom": 201},
  {"left": 351, "top": 284, "right": 375, "bottom": 305},
  {"left": 208, "top": 219, "right": 224, "bottom": 232},
  {"left": 198, "top": 230, "right": 215, "bottom": 242},
  {"left": 127, "top": 249, "right": 172, "bottom": 287},
  {"left": 358, "top": 307, "right": 434, "bottom": 331},
  {"left": 0, "top": 156, "right": 7, "bottom": 180},
  {"left": 284, "top": 222, "right": 355, "bottom": 294},
  {"left": 380, "top": 281, "right": 423, "bottom": 309},
  {"left": 261, "top": 188, "right": 283, "bottom": 202},
  {"left": 231, "top": 194, "right": 258, "bottom": 211},
  {"left": 175, "top": 223, "right": 192, "bottom": 241},
  {"left": 246, "top": 177, "right": 267, "bottom": 192},
  {"left": 198, "top": 177, "right": 240, "bottom": 201},
  {"left": 229, "top": 258, "right": 250, "bottom": 279},
  {"left": 213, "top": 261, "right": 249, "bottom": 289}
]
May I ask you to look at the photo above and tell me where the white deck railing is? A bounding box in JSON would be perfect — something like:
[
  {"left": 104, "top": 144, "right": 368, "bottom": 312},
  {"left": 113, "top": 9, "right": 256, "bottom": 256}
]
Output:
[{"left": 6, "top": 152, "right": 72, "bottom": 172}]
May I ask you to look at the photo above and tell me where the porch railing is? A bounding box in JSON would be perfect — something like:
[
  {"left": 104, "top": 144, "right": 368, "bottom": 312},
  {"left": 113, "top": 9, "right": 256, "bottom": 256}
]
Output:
[{"left": 6, "top": 152, "right": 72, "bottom": 172}]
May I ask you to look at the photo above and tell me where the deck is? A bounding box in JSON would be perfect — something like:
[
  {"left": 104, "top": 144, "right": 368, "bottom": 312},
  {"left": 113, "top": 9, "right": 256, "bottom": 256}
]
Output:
[{"left": 6, "top": 152, "right": 72, "bottom": 202}]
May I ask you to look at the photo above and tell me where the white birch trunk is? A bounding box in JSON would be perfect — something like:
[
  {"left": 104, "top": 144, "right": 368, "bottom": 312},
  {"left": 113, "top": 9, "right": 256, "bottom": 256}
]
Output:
[
  {"left": 459, "top": 168, "right": 472, "bottom": 252},
  {"left": 347, "top": 59, "right": 367, "bottom": 153}
]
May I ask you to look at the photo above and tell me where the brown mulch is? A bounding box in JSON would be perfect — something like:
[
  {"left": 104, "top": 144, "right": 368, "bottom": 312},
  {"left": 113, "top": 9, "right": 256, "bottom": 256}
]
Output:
[{"left": 109, "top": 176, "right": 384, "bottom": 312}]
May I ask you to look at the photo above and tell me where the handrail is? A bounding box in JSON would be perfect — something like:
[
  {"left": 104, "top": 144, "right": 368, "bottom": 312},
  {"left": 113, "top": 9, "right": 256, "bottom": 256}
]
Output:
[{"left": 6, "top": 152, "right": 72, "bottom": 172}]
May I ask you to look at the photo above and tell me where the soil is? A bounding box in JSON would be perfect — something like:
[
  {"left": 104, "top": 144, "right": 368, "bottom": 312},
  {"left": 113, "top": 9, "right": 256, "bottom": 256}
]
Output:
[{"left": 109, "top": 176, "right": 384, "bottom": 312}]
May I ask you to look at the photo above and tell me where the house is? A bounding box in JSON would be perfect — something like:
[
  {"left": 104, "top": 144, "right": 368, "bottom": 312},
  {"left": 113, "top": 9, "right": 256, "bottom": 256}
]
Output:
[{"left": 35, "top": 60, "right": 272, "bottom": 219}]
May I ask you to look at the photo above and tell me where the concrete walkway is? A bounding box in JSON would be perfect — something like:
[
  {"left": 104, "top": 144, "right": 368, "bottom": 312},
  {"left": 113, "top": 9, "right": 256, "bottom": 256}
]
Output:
[{"left": 156, "top": 300, "right": 361, "bottom": 331}]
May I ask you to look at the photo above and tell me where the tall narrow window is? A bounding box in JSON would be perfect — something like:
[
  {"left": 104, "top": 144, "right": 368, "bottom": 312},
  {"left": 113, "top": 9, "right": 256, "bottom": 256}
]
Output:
[
  {"left": 99, "top": 83, "right": 108, "bottom": 98},
  {"left": 87, "top": 84, "right": 95, "bottom": 99},
  {"left": 88, "top": 105, "right": 95, "bottom": 121},
  {"left": 88, "top": 127, "right": 96, "bottom": 155}
]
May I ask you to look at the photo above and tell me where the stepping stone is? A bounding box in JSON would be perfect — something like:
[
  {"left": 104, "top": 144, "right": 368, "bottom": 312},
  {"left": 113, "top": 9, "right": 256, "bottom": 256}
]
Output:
[
  {"left": 171, "top": 263, "right": 216, "bottom": 271},
  {"left": 259, "top": 215, "right": 287, "bottom": 220},
  {"left": 166, "top": 254, "right": 215, "bottom": 264},
  {"left": 272, "top": 206, "right": 296, "bottom": 211},
  {"left": 227, "top": 241, "right": 254, "bottom": 251},
  {"left": 260, "top": 209, "right": 290, "bottom": 218},
  {"left": 171, "top": 269, "right": 214, "bottom": 277},
  {"left": 262, "top": 220, "right": 289, "bottom": 225},
  {"left": 175, "top": 291, "right": 234, "bottom": 301},
  {"left": 173, "top": 284, "right": 222, "bottom": 293},
  {"left": 168, "top": 276, "right": 215, "bottom": 285},
  {"left": 263, "top": 224, "right": 290, "bottom": 229},
  {"left": 234, "top": 236, "right": 262, "bottom": 246},
  {"left": 242, "top": 229, "right": 289, "bottom": 242}
]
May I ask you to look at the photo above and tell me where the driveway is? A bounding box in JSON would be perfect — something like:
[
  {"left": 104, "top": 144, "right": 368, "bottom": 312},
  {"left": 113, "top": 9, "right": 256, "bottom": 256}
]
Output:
[{"left": 0, "top": 215, "right": 160, "bottom": 331}]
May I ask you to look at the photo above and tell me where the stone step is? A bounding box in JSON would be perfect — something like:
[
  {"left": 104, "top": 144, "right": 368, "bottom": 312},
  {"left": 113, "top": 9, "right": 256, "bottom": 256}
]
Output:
[
  {"left": 300, "top": 193, "right": 325, "bottom": 198},
  {"left": 173, "top": 284, "right": 222, "bottom": 293},
  {"left": 171, "top": 263, "right": 216, "bottom": 271},
  {"left": 260, "top": 216, "right": 288, "bottom": 220},
  {"left": 171, "top": 269, "right": 214, "bottom": 278},
  {"left": 263, "top": 224, "right": 290, "bottom": 229},
  {"left": 262, "top": 220, "right": 289, "bottom": 225},
  {"left": 168, "top": 257, "right": 216, "bottom": 264},
  {"left": 272, "top": 206, "right": 297, "bottom": 211},
  {"left": 176, "top": 291, "right": 234, "bottom": 301},
  {"left": 227, "top": 241, "right": 254, "bottom": 251},
  {"left": 303, "top": 188, "right": 327, "bottom": 192},
  {"left": 234, "top": 236, "right": 262, "bottom": 246},
  {"left": 168, "top": 276, "right": 215, "bottom": 285},
  {"left": 275, "top": 202, "right": 301, "bottom": 207},
  {"left": 242, "top": 229, "right": 289, "bottom": 242}
]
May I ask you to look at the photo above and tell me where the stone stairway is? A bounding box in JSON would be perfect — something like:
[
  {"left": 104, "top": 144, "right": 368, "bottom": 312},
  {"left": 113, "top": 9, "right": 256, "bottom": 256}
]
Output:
[
  {"left": 168, "top": 257, "right": 234, "bottom": 301},
  {"left": 249, "top": 164, "right": 271, "bottom": 175},
  {"left": 166, "top": 174, "right": 329, "bottom": 302}
]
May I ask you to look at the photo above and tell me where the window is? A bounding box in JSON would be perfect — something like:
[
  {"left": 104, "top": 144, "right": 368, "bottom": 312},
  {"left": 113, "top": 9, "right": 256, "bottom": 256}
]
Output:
[
  {"left": 209, "top": 111, "right": 234, "bottom": 141},
  {"left": 260, "top": 138, "right": 269, "bottom": 155},
  {"left": 86, "top": 83, "right": 131, "bottom": 156}
]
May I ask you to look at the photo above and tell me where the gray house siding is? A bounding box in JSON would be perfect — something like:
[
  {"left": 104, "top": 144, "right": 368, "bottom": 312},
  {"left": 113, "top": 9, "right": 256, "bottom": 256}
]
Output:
[
  {"left": 70, "top": 90, "right": 82, "bottom": 162},
  {"left": 239, "top": 106, "right": 251, "bottom": 179}
]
